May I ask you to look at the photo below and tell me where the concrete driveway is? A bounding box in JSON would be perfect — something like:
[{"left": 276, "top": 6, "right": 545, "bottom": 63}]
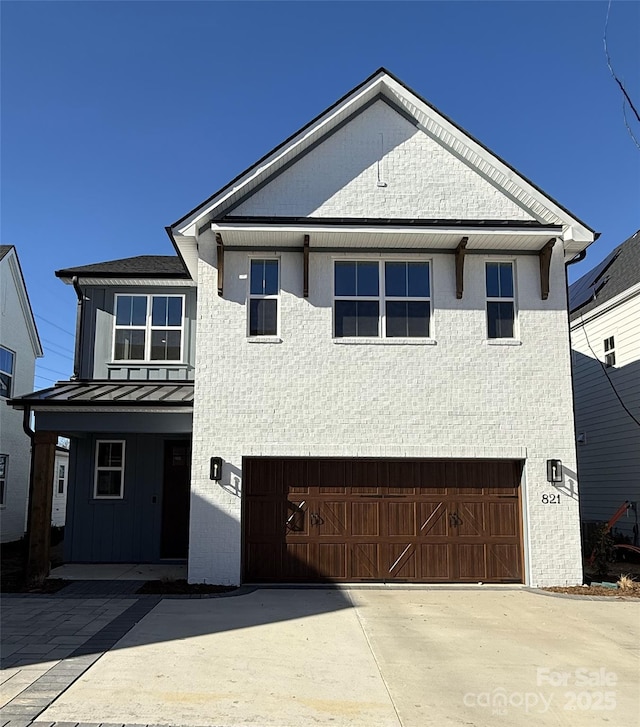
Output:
[{"left": 28, "top": 588, "right": 640, "bottom": 726}]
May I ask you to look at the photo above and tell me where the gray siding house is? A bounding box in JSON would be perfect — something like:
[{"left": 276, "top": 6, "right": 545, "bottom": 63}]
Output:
[
  {"left": 16, "top": 256, "right": 196, "bottom": 564},
  {"left": 569, "top": 231, "right": 640, "bottom": 541}
]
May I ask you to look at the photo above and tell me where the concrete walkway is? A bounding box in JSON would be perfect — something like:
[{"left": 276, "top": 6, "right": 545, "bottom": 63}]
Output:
[{"left": 1, "top": 586, "right": 638, "bottom": 727}]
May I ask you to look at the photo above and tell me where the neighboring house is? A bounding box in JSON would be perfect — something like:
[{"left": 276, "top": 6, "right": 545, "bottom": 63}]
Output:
[
  {"left": 51, "top": 444, "right": 70, "bottom": 527},
  {"left": 0, "top": 245, "right": 43, "bottom": 542},
  {"left": 569, "top": 230, "right": 640, "bottom": 541},
  {"left": 12, "top": 69, "right": 598, "bottom": 587}
]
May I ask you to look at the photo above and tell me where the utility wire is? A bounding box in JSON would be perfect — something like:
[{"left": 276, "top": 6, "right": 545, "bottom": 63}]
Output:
[
  {"left": 37, "top": 364, "right": 71, "bottom": 377},
  {"left": 604, "top": 0, "right": 640, "bottom": 149},
  {"left": 35, "top": 314, "right": 75, "bottom": 337},
  {"left": 34, "top": 374, "right": 57, "bottom": 384}
]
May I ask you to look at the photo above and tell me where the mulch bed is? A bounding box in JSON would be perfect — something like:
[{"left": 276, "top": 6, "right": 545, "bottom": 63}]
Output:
[
  {"left": 137, "top": 579, "right": 238, "bottom": 595},
  {"left": 1, "top": 576, "right": 70, "bottom": 594},
  {"left": 543, "top": 585, "right": 640, "bottom": 598}
]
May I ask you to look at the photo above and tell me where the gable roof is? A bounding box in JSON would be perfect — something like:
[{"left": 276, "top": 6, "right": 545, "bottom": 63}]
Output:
[
  {"left": 170, "top": 67, "right": 596, "bottom": 253},
  {"left": 0, "top": 245, "right": 43, "bottom": 358},
  {"left": 56, "top": 255, "right": 189, "bottom": 280},
  {"left": 569, "top": 230, "right": 640, "bottom": 320}
]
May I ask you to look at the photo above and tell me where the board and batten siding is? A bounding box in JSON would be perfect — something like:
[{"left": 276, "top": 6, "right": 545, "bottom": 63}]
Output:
[
  {"left": 571, "top": 291, "right": 640, "bottom": 537},
  {"left": 78, "top": 286, "right": 197, "bottom": 381}
]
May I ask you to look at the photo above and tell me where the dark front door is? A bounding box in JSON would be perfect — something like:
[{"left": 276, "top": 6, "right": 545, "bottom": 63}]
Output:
[
  {"left": 243, "top": 458, "right": 523, "bottom": 583},
  {"left": 161, "top": 440, "right": 191, "bottom": 558}
]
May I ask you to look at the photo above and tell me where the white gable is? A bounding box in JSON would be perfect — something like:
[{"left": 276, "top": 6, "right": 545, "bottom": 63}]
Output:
[{"left": 232, "top": 100, "right": 534, "bottom": 221}]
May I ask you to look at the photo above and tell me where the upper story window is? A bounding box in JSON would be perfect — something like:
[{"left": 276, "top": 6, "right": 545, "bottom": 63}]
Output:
[
  {"left": 0, "top": 346, "right": 15, "bottom": 398},
  {"left": 249, "top": 259, "right": 279, "bottom": 336},
  {"left": 113, "top": 295, "right": 184, "bottom": 362},
  {"left": 56, "top": 462, "right": 66, "bottom": 495},
  {"left": 486, "top": 262, "right": 515, "bottom": 339},
  {"left": 0, "top": 454, "right": 7, "bottom": 506},
  {"left": 94, "top": 440, "right": 125, "bottom": 499},
  {"left": 604, "top": 336, "right": 616, "bottom": 367},
  {"left": 334, "top": 260, "right": 431, "bottom": 338}
]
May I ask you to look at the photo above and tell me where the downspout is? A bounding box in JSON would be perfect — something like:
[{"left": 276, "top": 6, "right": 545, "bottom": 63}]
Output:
[{"left": 71, "top": 276, "right": 84, "bottom": 381}]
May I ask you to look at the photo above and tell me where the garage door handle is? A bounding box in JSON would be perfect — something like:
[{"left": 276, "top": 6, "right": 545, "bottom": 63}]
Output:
[
  {"left": 449, "top": 512, "right": 461, "bottom": 527},
  {"left": 310, "top": 512, "right": 323, "bottom": 526}
]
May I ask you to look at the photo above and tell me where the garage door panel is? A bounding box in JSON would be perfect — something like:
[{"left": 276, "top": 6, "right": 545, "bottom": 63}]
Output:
[
  {"left": 317, "top": 502, "right": 347, "bottom": 536},
  {"left": 283, "top": 543, "right": 314, "bottom": 579},
  {"left": 247, "top": 500, "right": 284, "bottom": 537},
  {"left": 456, "top": 544, "right": 486, "bottom": 580},
  {"left": 280, "top": 458, "right": 307, "bottom": 490},
  {"left": 487, "top": 502, "right": 519, "bottom": 537},
  {"left": 245, "top": 542, "right": 280, "bottom": 580},
  {"left": 285, "top": 500, "right": 309, "bottom": 535},
  {"left": 316, "top": 544, "right": 347, "bottom": 579},
  {"left": 351, "top": 543, "right": 379, "bottom": 578},
  {"left": 387, "top": 502, "right": 416, "bottom": 536},
  {"left": 456, "top": 502, "right": 486, "bottom": 537},
  {"left": 420, "top": 544, "right": 450, "bottom": 579},
  {"left": 419, "top": 502, "right": 448, "bottom": 537},
  {"left": 387, "top": 543, "right": 417, "bottom": 579},
  {"left": 352, "top": 502, "right": 380, "bottom": 536},
  {"left": 486, "top": 545, "right": 521, "bottom": 581}
]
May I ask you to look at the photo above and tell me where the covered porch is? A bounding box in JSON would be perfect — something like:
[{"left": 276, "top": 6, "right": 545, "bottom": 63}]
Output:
[{"left": 9, "top": 381, "right": 194, "bottom": 582}]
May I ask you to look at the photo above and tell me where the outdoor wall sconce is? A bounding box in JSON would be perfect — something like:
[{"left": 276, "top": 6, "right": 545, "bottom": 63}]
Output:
[
  {"left": 210, "top": 457, "right": 223, "bottom": 481},
  {"left": 546, "top": 459, "right": 563, "bottom": 483}
]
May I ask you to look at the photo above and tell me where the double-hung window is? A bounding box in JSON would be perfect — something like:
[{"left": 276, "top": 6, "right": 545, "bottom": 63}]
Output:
[
  {"left": 334, "top": 260, "right": 431, "bottom": 338},
  {"left": 486, "top": 262, "right": 515, "bottom": 339},
  {"left": 57, "top": 463, "right": 66, "bottom": 495},
  {"left": 114, "top": 295, "right": 184, "bottom": 361},
  {"left": 0, "top": 455, "right": 7, "bottom": 506},
  {"left": 249, "top": 259, "right": 279, "bottom": 336},
  {"left": 94, "top": 441, "right": 125, "bottom": 499},
  {"left": 0, "top": 346, "right": 15, "bottom": 398},
  {"left": 604, "top": 336, "right": 616, "bottom": 367}
]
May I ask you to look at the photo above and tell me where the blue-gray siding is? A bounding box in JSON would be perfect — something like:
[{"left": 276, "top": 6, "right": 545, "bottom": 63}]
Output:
[{"left": 65, "top": 433, "right": 188, "bottom": 563}]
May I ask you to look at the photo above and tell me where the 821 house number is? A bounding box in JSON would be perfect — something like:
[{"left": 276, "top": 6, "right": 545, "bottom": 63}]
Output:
[{"left": 542, "top": 493, "right": 561, "bottom": 504}]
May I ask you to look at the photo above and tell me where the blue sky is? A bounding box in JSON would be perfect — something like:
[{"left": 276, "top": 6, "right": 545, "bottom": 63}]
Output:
[{"left": 2, "top": 1, "right": 639, "bottom": 390}]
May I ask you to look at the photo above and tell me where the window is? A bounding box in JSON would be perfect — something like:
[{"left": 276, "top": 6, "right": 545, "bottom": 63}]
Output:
[
  {"left": 334, "top": 261, "right": 431, "bottom": 338},
  {"left": 57, "top": 463, "right": 66, "bottom": 495},
  {"left": 249, "top": 259, "right": 279, "bottom": 336},
  {"left": 113, "top": 295, "right": 184, "bottom": 362},
  {"left": 0, "top": 455, "right": 7, "bottom": 506},
  {"left": 486, "top": 262, "right": 515, "bottom": 338},
  {"left": 94, "top": 441, "right": 125, "bottom": 499},
  {"left": 604, "top": 336, "right": 616, "bottom": 367},
  {"left": 0, "top": 347, "right": 15, "bottom": 398}
]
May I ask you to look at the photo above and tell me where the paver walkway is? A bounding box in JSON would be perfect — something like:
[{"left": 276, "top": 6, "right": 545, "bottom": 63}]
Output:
[{"left": 1, "top": 584, "right": 163, "bottom": 726}]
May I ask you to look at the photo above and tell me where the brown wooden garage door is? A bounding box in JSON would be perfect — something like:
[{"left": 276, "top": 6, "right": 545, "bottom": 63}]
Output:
[{"left": 243, "top": 458, "right": 523, "bottom": 583}]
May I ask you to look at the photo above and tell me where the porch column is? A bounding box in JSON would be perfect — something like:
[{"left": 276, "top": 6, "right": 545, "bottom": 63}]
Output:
[{"left": 25, "top": 430, "right": 57, "bottom": 583}]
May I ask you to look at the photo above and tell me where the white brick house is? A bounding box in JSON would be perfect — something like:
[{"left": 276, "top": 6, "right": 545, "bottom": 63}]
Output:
[{"left": 168, "top": 68, "right": 597, "bottom": 588}]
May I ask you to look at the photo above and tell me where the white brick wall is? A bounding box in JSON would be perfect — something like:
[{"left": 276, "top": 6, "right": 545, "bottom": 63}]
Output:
[
  {"left": 233, "top": 101, "right": 534, "bottom": 221},
  {"left": 188, "top": 234, "right": 583, "bottom": 588}
]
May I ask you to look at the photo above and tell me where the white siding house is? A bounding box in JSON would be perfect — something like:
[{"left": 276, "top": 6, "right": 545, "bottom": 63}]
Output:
[
  {"left": 169, "top": 69, "right": 597, "bottom": 588},
  {"left": 570, "top": 230, "right": 640, "bottom": 540},
  {"left": 0, "top": 245, "right": 43, "bottom": 542}
]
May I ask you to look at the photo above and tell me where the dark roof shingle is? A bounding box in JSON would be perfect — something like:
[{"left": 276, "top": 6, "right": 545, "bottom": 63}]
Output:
[
  {"left": 569, "top": 230, "right": 640, "bottom": 319},
  {"left": 55, "top": 255, "right": 189, "bottom": 279},
  {"left": 0, "top": 245, "right": 14, "bottom": 261}
]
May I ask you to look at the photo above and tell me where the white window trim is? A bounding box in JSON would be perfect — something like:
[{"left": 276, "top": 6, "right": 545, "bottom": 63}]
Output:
[
  {"left": 485, "top": 259, "right": 518, "bottom": 340},
  {"left": 603, "top": 334, "right": 616, "bottom": 368},
  {"left": 247, "top": 256, "right": 281, "bottom": 338},
  {"left": 0, "top": 345, "right": 15, "bottom": 399},
  {"left": 332, "top": 258, "right": 433, "bottom": 340},
  {"left": 112, "top": 294, "right": 185, "bottom": 363},
  {"left": 93, "top": 440, "right": 125, "bottom": 500},
  {"left": 0, "top": 454, "right": 7, "bottom": 507},
  {"left": 56, "top": 462, "right": 66, "bottom": 496}
]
